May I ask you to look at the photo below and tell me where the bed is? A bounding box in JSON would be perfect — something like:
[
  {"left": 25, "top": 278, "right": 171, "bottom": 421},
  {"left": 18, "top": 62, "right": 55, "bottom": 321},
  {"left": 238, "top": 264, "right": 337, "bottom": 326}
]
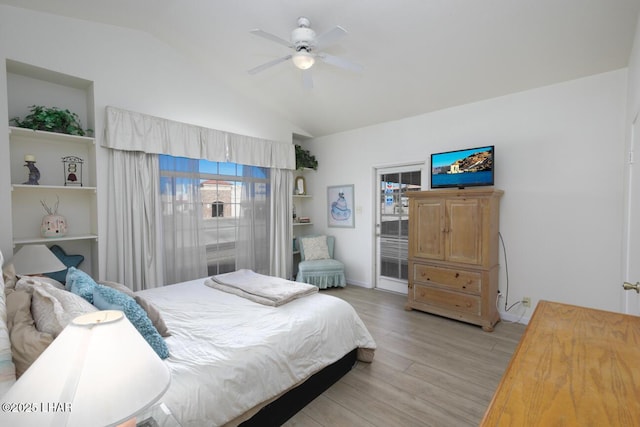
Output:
[{"left": 0, "top": 260, "right": 376, "bottom": 426}]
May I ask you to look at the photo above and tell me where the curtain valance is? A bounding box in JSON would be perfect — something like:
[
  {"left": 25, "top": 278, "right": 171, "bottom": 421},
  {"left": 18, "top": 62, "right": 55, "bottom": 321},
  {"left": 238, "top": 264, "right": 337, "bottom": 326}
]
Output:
[{"left": 104, "top": 106, "right": 295, "bottom": 170}]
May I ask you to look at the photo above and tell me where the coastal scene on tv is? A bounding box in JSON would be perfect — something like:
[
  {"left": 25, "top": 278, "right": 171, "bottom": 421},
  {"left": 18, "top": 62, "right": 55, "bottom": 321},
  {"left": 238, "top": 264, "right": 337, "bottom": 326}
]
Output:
[{"left": 431, "top": 146, "right": 493, "bottom": 188}]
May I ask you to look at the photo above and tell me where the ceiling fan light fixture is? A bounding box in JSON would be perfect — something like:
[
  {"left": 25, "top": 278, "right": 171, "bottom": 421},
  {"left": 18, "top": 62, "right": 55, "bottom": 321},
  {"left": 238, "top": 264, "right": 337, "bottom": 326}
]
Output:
[{"left": 292, "top": 49, "right": 315, "bottom": 70}]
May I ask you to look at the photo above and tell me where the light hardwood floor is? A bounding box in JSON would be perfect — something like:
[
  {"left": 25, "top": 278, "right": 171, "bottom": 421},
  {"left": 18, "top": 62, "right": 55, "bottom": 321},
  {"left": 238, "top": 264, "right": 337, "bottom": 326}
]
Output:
[{"left": 284, "top": 285, "right": 526, "bottom": 427}]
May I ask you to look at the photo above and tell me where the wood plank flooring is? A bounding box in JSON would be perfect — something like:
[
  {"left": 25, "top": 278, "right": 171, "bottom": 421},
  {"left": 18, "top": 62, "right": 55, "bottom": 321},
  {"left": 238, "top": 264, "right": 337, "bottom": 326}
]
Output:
[{"left": 284, "top": 285, "right": 526, "bottom": 427}]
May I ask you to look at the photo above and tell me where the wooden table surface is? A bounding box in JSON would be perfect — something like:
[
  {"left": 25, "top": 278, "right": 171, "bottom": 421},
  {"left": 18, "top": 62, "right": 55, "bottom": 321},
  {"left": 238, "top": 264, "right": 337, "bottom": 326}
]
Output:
[{"left": 481, "top": 300, "right": 640, "bottom": 426}]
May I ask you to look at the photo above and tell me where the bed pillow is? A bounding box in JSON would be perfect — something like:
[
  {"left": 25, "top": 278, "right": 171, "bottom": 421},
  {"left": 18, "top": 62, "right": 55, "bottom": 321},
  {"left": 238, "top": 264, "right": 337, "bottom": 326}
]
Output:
[
  {"left": 43, "top": 245, "right": 84, "bottom": 284},
  {"left": 24, "top": 276, "right": 65, "bottom": 290},
  {"left": 2, "top": 262, "right": 17, "bottom": 294},
  {"left": 92, "top": 284, "right": 169, "bottom": 359},
  {"left": 0, "top": 250, "right": 17, "bottom": 397},
  {"left": 301, "top": 235, "right": 331, "bottom": 260},
  {"left": 16, "top": 277, "right": 98, "bottom": 337},
  {"left": 6, "top": 290, "right": 54, "bottom": 378},
  {"left": 65, "top": 267, "right": 97, "bottom": 303},
  {"left": 99, "top": 281, "right": 171, "bottom": 337}
]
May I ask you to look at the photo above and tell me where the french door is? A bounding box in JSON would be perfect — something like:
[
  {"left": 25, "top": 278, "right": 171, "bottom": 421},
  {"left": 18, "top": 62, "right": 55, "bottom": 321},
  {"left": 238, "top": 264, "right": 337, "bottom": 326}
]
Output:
[
  {"left": 623, "top": 113, "right": 640, "bottom": 313},
  {"left": 375, "top": 164, "right": 423, "bottom": 293}
]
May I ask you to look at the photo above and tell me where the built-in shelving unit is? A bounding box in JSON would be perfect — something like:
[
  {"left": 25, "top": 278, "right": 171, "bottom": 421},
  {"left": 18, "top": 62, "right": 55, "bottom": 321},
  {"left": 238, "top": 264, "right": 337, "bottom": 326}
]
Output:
[
  {"left": 292, "top": 167, "right": 315, "bottom": 278},
  {"left": 6, "top": 60, "right": 98, "bottom": 277},
  {"left": 293, "top": 193, "right": 313, "bottom": 227}
]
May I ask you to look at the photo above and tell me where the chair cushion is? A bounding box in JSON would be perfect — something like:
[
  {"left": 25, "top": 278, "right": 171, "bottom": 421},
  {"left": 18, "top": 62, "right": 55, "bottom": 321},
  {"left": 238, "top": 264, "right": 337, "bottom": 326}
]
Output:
[
  {"left": 296, "top": 259, "right": 346, "bottom": 288},
  {"left": 297, "top": 259, "right": 344, "bottom": 272}
]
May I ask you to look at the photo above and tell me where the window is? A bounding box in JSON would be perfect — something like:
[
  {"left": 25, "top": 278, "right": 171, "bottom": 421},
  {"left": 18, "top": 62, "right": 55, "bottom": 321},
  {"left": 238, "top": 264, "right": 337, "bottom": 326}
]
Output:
[
  {"left": 211, "top": 201, "right": 224, "bottom": 217},
  {"left": 160, "top": 155, "right": 270, "bottom": 276}
]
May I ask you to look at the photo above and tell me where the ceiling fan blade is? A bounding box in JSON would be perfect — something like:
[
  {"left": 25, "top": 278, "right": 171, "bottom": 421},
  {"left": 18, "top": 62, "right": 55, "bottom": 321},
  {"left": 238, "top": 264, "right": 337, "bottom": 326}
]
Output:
[
  {"left": 247, "top": 55, "right": 292, "bottom": 75},
  {"left": 317, "top": 52, "right": 363, "bottom": 73},
  {"left": 302, "top": 69, "right": 313, "bottom": 89},
  {"left": 249, "top": 29, "right": 292, "bottom": 48},
  {"left": 315, "top": 25, "right": 347, "bottom": 49}
]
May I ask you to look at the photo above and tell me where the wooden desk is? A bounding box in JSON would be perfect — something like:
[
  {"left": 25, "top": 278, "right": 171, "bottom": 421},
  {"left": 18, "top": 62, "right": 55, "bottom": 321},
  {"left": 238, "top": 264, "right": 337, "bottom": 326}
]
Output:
[{"left": 481, "top": 300, "right": 640, "bottom": 426}]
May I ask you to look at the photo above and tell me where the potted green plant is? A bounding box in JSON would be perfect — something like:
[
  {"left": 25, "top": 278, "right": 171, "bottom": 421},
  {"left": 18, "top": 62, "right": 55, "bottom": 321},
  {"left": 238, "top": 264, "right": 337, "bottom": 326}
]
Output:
[
  {"left": 10, "top": 105, "right": 92, "bottom": 136},
  {"left": 295, "top": 144, "right": 318, "bottom": 170}
]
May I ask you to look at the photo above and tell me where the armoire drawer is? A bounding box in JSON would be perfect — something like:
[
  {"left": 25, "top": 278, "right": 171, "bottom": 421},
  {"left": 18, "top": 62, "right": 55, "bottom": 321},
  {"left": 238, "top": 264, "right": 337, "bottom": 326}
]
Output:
[
  {"left": 412, "top": 263, "right": 481, "bottom": 294},
  {"left": 412, "top": 284, "right": 481, "bottom": 316}
]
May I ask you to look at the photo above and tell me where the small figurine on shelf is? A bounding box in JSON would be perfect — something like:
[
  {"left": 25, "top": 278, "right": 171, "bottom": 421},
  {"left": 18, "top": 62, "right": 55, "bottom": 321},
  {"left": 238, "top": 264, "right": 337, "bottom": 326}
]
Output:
[
  {"left": 23, "top": 154, "right": 40, "bottom": 185},
  {"left": 40, "top": 196, "right": 67, "bottom": 238},
  {"left": 62, "top": 156, "right": 83, "bottom": 187}
]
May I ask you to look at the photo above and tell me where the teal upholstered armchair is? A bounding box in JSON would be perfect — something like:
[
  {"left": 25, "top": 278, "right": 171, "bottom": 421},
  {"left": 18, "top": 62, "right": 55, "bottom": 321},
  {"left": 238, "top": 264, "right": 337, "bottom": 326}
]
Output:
[{"left": 296, "top": 235, "right": 346, "bottom": 289}]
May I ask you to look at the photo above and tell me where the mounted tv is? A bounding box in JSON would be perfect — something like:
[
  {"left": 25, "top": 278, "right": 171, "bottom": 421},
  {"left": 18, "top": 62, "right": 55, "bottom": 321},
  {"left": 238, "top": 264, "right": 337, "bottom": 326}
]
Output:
[{"left": 430, "top": 145, "right": 494, "bottom": 189}]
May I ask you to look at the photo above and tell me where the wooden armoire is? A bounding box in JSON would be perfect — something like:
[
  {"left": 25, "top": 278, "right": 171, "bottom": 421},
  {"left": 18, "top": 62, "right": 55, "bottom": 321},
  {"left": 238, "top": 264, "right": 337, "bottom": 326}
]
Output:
[{"left": 406, "top": 188, "right": 503, "bottom": 331}]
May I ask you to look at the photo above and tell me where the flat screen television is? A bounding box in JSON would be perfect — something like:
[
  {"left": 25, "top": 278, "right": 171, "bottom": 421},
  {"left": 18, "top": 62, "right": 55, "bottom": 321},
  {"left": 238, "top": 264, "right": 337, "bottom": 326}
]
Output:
[{"left": 430, "top": 145, "right": 494, "bottom": 189}]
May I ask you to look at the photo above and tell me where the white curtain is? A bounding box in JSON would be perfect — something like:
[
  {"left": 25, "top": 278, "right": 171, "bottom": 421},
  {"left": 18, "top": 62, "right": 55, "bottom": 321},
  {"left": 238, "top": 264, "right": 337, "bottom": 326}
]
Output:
[
  {"left": 104, "top": 106, "right": 295, "bottom": 285},
  {"left": 270, "top": 169, "right": 294, "bottom": 279},
  {"left": 104, "top": 107, "right": 294, "bottom": 169},
  {"left": 104, "top": 150, "right": 164, "bottom": 291},
  {"left": 159, "top": 156, "right": 208, "bottom": 284},
  {"left": 236, "top": 167, "right": 270, "bottom": 274}
]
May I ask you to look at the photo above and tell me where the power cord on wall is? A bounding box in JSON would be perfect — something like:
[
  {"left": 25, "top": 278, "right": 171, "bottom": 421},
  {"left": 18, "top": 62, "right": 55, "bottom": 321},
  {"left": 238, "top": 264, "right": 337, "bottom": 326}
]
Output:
[
  {"left": 497, "top": 232, "right": 526, "bottom": 323},
  {"left": 498, "top": 232, "right": 520, "bottom": 311}
]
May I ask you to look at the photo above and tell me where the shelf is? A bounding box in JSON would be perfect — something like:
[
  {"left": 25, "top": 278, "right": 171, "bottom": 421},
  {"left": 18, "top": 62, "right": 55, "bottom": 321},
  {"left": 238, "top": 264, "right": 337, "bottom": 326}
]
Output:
[
  {"left": 9, "top": 125, "right": 96, "bottom": 188},
  {"left": 9, "top": 126, "right": 94, "bottom": 145},
  {"left": 13, "top": 234, "right": 98, "bottom": 246},
  {"left": 6, "top": 62, "right": 98, "bottom": 278},
  {"left": 293, "top": 222, "right": 313, "bottom": 226},
  {"left": 293, "top": 194, "right": 312, "bottom": 198},
  {"left": 12, "top": 184, "right": 97, "bottom": 192}
]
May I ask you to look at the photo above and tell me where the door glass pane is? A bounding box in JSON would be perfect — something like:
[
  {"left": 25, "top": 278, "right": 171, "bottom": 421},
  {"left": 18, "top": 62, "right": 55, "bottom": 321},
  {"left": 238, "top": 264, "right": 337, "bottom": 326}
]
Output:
[{"left": 379, "top": 170, "right": 421, "bottom": 281}]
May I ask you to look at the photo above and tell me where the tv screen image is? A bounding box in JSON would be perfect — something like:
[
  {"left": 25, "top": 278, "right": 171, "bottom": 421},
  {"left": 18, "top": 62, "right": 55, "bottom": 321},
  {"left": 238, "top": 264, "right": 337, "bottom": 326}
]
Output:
[{"left": 431, "top": 145, "right": 494, "bottom": 189}]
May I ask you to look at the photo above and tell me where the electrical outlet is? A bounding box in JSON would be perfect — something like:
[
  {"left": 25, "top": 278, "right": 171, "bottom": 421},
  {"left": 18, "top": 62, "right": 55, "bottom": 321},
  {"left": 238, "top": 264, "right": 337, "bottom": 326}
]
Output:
[{"left": 522, "top": 297, "right": 531, "bottom": 308}]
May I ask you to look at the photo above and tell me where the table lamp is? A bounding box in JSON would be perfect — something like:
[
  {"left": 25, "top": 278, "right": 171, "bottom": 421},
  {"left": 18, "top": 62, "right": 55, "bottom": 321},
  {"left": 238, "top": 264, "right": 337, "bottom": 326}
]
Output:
[
  {"left": 0, "top": 310, "right": 171, "bottom": 427},
  {"left": 9, "top": 244, "right": 66, "bottom": 276}
]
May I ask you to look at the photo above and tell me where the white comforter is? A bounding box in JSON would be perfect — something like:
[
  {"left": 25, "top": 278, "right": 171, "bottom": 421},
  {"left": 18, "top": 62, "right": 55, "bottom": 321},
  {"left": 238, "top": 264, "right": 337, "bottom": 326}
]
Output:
[{"left": 137, "top": 278, "right": 376, "bottom": 426}]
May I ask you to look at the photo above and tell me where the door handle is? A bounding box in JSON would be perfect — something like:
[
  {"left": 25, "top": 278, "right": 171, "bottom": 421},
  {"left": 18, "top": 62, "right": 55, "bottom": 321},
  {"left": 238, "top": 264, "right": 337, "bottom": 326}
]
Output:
[{"left": 623, "top": 282, "right": 640, "bottom": 293}]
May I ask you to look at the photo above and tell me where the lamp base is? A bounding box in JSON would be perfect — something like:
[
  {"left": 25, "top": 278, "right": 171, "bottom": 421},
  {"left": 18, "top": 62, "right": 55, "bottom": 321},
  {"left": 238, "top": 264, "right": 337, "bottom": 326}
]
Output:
[{"left": 116, "top": 417, "right": 137, "bottom": 427}]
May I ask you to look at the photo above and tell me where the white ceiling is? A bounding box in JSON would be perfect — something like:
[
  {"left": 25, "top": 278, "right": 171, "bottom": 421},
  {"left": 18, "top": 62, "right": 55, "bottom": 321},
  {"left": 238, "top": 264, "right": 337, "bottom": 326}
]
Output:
[{"left": 2, "top": 0, "right": 640, "bottom": 137}]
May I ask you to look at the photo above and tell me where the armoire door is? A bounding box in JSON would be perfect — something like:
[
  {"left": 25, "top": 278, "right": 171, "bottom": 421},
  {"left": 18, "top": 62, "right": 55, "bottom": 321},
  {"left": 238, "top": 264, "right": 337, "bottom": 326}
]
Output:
[
  {"left": 446, "top": 198, "right": 482, "bottom": 265},
  {"left": 411, "top": 198, "right": 445, "bottom": 260}
]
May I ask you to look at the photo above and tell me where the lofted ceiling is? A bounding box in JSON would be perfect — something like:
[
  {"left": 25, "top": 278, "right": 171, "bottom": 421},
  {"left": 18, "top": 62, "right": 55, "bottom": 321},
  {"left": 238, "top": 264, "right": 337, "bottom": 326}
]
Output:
[{"left": 2, "top": 0, "right": 640, "bottom": 137}]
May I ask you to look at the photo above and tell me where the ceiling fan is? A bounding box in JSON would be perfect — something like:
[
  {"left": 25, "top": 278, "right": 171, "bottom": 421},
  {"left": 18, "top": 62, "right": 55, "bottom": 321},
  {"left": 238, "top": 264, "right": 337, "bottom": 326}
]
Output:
[{"left": 248, "top": 16, "right": 362, "bottom": 88}]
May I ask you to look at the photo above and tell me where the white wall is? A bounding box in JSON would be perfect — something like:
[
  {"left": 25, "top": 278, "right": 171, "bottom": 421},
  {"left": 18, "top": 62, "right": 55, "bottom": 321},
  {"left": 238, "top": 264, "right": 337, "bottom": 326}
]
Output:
[
  {"left": 0, "top": 6, "right": 303, "bottom": 275},
  {"left": 304, "top": 69, "right": 628, "bottom": 322}
]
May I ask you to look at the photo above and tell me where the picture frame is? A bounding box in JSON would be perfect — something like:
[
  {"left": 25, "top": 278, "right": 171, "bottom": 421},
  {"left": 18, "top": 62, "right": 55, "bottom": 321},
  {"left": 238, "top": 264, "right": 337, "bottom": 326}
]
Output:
[
  {"left": 294, "top": 176, "right": 306, "bottom": 195},
  {"left": 327, "top": 184, "right": 355, "bottom": 228}
]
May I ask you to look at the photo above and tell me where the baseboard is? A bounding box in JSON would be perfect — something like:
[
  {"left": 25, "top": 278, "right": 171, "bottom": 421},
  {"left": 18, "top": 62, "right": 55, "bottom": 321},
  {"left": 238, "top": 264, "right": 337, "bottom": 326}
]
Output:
[
  {"left": 345, "top": 279, "right": 371, "bottom": 288},
  {"left": 499, "top": 309, "right": 530, "bottom": 325}
]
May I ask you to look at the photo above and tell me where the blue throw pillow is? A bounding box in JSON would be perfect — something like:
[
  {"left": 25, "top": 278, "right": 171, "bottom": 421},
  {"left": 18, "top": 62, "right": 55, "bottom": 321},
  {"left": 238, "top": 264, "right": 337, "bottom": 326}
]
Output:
[
  {"left": 65, "top": 267, "right": 97, "bottom": 303},
  {"left": 92, "top": 284, "right": 169, "bottom": 359},
  {"left": 44, "top": 245, "right": 84, "bottom": 284}
]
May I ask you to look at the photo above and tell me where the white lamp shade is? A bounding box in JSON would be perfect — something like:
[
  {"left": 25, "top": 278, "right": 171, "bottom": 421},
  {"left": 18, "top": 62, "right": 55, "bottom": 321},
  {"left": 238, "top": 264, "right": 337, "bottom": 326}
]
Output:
[
  {"left": 9, "top": 245, "right": 66, "bottom": 276},
  {"left": 0, "top": 311, "right": 171, "bottom": 427},
  {"left": 292, "top": 50, "right": 315, "bottom": 70}
]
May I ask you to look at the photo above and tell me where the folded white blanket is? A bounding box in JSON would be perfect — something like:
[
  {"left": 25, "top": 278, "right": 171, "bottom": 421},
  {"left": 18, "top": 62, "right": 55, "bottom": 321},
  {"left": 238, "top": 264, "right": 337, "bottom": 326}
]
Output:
[{"left": 205, "top": 269, "right": 318, "bottom": 306}]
